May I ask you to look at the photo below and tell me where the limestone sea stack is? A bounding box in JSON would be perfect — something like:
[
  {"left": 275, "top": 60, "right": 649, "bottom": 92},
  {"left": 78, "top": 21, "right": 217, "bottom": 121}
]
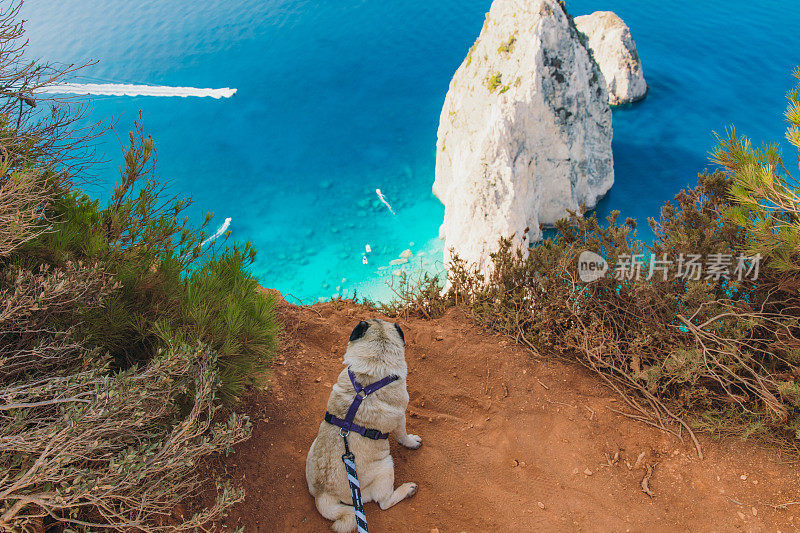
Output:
[
  {"left": 433, "top": 0, "right": 613, "bottom": 275},
  {"left": 574, "top": 11, "right": 647, "bottom": 105}
]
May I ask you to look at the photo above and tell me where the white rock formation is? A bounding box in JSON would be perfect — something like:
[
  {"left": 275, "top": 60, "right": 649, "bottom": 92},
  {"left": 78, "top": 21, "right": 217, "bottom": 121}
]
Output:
[
  {"left": 574, "top": 11, "right": 647, "bottom": 105},
  {"left": 433, "top": 0, "right": 613, "bottom": 275}
]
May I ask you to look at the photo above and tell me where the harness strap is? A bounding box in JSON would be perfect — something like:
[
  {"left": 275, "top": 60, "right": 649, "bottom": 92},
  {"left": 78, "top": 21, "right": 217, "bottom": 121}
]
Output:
[
  {"left": 325, "top": 413, "right": 390, "bottom": 440},
  {"left": 324, "top": 369, "right": 399, "bottom": 439},
  {"left": 326, "top": 368, "right": 399, "bottom": 533},
  {"left": 348, "top": 369, "right": 399, "bottom": 396}
]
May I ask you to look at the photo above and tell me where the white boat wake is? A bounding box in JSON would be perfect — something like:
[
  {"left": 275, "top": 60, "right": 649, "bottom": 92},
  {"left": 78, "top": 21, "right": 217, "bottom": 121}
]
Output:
[
  {"left": 202, "top": 217, "right": 232, "bottom": 247},
  {"left": 40, "top": 83, "right": 237, "bottom": 99},
  {"left": 375, "top": 189, "right": 395, "bottom": 215}
]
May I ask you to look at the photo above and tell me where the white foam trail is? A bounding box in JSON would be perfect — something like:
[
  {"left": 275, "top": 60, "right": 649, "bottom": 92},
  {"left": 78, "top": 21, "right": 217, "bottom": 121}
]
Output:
[
  {"left": 39, "top": 83, "right": 237, "bottom": 99},
  {"left": 202, "top": 217, "right": 232, "bottom": 247},
  {"left": 375, "top": 189, "right": 395, "bottom": 215}
]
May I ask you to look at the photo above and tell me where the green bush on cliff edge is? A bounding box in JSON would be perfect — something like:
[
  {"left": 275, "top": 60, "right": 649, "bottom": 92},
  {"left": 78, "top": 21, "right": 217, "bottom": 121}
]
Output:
[
  {"left": 25, "top": 118, "right": 279, "bottom": 402},
  {"left": 0, "top": 6, "right": 277, "bottom": 531}
]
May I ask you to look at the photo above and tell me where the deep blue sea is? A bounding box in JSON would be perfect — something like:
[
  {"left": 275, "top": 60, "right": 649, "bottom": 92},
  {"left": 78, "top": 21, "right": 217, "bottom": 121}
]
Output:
[{"left": 20, "top": 0, "right": 800, "bottom": 303}]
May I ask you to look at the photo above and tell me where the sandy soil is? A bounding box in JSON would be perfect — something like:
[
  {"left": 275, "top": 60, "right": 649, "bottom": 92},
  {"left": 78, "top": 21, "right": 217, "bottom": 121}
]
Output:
[{"left": 204, "top": 298, "right": 800, "bottom": 532}]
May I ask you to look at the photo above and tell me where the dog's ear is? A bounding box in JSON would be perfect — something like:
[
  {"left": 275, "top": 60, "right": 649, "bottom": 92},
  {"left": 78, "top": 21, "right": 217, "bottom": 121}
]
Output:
[
  {"left": 394, "top": 322, "right": 405, "bottom": 345},
  {"left": 349, "top": 320, "right": 370, "bottom": 342}
]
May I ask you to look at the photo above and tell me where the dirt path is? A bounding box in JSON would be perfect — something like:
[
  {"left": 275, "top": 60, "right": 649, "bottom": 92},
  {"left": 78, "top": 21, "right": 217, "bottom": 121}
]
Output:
[{"left": 207, "top": 299, "right": 800, "bottom": 532}]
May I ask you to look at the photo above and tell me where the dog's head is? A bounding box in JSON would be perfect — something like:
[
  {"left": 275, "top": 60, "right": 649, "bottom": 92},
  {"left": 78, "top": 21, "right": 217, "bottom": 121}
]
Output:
[{"left": 343, "top": 319, "right": 407, "bottom": 377}]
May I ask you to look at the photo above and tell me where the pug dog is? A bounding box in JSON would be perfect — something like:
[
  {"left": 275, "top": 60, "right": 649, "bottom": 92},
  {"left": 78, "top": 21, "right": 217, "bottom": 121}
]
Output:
[{"left": 306, "top": 319, "right": 422, "bottom": 533}]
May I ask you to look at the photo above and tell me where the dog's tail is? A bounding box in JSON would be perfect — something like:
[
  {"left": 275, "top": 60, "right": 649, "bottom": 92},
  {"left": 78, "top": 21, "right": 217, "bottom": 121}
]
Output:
[{"left": 316, "top": 493, "right": 357, "bottom": 533}]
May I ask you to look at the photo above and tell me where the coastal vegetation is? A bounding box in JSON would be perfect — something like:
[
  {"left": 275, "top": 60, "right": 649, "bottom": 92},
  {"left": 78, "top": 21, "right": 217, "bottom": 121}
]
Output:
[
  {"left": 484, "top": 72, "right": 503, "bottom": 93},
  {"left": 380, "top": 71, "right": 800, "bottom": 456},
  {"left": 497, "top": 34, "right": 516, "bottom": 54},
  {"left": 0, "top": 4, "right": 278, "bottom": 530},
  {"left": 3, "top": 0, "right": 798, "bottom": 528},
  {"left": 483, "top": 71, "right": 511, "bottom": 94}
]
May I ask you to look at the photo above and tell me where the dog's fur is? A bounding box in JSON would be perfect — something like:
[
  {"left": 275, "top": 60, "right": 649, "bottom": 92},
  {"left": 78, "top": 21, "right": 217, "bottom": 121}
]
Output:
[{"left": 306, "top": 319, "right": 421, "bottom": 533}]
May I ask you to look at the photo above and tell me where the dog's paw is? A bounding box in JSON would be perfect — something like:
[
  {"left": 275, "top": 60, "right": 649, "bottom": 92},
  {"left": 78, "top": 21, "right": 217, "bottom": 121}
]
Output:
[
  {"left": 402, "top": 434, "right": 422, "bottom": 449},
  {"left": 401, "top": 482, "right": 418, "bottom": 498}
]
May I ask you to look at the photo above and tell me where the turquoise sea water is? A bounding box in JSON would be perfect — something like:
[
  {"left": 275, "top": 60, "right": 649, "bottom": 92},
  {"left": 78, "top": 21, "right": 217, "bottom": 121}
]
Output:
[{"left": 20, "top": 0, "right": 800, "bottom": 303}]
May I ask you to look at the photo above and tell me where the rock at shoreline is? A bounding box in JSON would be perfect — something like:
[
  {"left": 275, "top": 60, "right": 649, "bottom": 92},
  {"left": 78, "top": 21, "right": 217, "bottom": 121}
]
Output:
[
  {"left": 433, "top": 0, "right": 613, "bottom": 274},
  {"left": 574, "top": 11, "right": 647, "bottom": 105}
]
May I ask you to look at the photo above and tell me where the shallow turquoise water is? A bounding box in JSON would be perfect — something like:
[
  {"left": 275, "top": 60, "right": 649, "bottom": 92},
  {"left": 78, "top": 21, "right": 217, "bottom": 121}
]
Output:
[{"left": 20, "top": 0, "right": 800, "bottom": 302}]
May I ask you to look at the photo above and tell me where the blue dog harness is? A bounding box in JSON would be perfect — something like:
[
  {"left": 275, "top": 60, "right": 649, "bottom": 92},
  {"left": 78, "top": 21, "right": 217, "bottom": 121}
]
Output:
[
  {"left": 325, "top": 369, "right": 399, "bottom": 439},
  {"left": 324, "top": 368, "right": 399, "bottom": 533}
]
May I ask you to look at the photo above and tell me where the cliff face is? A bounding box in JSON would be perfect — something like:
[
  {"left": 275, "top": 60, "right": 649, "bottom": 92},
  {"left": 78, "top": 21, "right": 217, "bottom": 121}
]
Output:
[
  {"left": 574, "top": 11, "right": 647, "bottom": 105},
  {"left": 433, "top": 0, "right": 613, "bottom": 274}
]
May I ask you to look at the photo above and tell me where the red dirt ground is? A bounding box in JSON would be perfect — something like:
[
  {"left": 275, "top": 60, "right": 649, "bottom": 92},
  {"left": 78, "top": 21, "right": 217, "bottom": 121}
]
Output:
[{"left": 204, "top": 298, "right": 800, "bottom": 532}]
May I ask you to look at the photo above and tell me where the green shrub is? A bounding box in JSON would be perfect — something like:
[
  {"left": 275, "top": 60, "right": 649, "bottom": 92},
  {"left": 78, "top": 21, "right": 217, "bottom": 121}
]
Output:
[
  {"left": 485, "top": 72, "right": 503, "bottom": 93},
  {"left": 497, "top": 35, "right": 516, "bottom": 54},
  {"left": 20, "top": 119, "right": 279, "bottom": 399},
  {"left": 1, "top": 121, "right": 277, "bottom": 528},
  {"left": 0, "top": 6, "right": 278, "bottom": 529},
  {"left": 443, "top": 174, "right": 798, "bottom": 455},
  {"left": 363, "top": 270, "right": 448, "bottom": 320},
  {"left": 173, "top": 247, "right": 279, "bottom": 401},
  {"left": 465, "top": 43, "right": 477, "bottom": 67},
  {"left": 715, "top": 68, "right": 800, "bottom": 280}
]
